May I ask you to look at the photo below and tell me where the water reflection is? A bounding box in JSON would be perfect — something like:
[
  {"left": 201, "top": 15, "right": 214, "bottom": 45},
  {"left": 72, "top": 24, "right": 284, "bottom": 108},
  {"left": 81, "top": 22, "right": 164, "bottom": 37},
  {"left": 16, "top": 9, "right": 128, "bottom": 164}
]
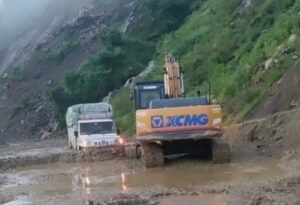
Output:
[
  {"left": 121, "top": 173, "right": 128, "bottom": 191},
  {"left": 2, "top": 158, "right": 284, "bottom": 204}
]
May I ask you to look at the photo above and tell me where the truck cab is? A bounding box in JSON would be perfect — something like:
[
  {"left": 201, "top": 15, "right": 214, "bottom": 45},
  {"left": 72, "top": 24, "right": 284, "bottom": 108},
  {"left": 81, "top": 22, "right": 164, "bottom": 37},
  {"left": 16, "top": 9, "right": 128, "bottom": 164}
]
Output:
[
  {"left": 76, "top": 119, "right": 121, "bottom": 150},
  {"left": 66, "top": 103, "right": 124, "bottom": 151}
]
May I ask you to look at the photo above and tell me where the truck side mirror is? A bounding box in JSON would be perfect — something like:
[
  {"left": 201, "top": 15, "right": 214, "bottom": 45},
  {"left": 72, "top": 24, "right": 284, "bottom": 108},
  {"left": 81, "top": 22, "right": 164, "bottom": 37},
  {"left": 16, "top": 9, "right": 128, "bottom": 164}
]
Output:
[
  {"left": 74, "top": 131, "right": 78, "bottom": 138},
  {"left": 117, "top": 129, "right": 121, "bottom": 135}
]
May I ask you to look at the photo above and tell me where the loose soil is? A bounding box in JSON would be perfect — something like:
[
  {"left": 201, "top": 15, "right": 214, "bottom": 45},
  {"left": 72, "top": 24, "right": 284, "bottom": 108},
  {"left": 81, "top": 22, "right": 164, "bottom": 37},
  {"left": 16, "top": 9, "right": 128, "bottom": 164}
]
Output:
[{"left": 0, "top": 109, "right": 299, "bottom": 205}]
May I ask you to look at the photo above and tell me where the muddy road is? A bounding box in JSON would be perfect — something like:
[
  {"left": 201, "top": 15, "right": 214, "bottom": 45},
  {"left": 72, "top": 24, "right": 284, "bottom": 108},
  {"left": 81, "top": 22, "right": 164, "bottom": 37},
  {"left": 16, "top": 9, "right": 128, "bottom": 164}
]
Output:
[
  {"left": 0, "top": 155, "right": 295, "bottom": 205},
  {"left": 1, "top": 109, "right": 300, "bottom": 204}
]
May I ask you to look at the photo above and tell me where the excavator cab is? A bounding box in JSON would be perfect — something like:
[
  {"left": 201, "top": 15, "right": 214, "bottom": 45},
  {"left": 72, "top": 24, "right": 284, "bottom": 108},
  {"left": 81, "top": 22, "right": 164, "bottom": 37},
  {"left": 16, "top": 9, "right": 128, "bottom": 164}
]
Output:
[{"left": 133, "top": 82, "right": 165, "bottom": 110}]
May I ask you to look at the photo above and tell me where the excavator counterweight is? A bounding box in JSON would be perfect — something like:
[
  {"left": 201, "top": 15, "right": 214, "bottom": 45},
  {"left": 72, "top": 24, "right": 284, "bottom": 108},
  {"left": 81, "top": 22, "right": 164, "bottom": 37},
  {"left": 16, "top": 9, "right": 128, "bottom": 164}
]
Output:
[{"left": 133, "top": 55, "right": 231, "bottom": 168}]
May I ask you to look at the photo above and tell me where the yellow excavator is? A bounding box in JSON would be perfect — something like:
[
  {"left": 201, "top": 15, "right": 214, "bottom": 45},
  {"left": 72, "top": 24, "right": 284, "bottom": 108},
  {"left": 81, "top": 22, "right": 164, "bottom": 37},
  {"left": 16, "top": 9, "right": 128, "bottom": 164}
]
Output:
[{"left": 132, "top": 54, "right": 231, "bottom": 168}]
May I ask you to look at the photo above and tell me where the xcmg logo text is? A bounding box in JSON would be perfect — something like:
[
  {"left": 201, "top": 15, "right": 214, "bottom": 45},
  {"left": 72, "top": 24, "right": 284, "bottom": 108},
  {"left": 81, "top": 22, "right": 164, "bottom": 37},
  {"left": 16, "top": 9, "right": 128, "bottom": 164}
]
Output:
[{"left": 151, "top": 114, "right": 208, "bottom": 128}]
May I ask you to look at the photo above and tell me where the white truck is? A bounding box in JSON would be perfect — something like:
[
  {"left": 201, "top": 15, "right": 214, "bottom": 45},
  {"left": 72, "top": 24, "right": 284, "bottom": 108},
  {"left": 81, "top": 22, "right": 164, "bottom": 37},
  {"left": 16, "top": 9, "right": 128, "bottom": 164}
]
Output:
[{"left": 66, "top": 103, "right": 124, "bottom": 151}]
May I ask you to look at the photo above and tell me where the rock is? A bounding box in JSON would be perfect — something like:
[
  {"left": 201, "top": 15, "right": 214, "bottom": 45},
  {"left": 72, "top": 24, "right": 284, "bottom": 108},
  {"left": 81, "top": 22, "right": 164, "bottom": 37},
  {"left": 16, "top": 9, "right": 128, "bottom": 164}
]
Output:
[
  {"left": 275, "top": 135, "right": 283, "bottom": 141},
  {"left": 84, "top": 201, "right": 94, "bottom": 205},
  {"left": 243, "top": 0, "right": 253, "bottom": 8},
  {"left": 35, "top": 105, "right": 43, "bottom": 113},
  {"left": 288, "top": 34, "right": 297, "bottom": 44},
  {"left": 47, "top": 80, "right": 53, "bottom": 86},
  {"left": 190, "top": 191, "right": 199, "bottom": 196},
  {"left": 2, "top": 73, "right": 8, "bottom": 79},
  {"left": 31, "top": 72, "right": 42, "bottom": 79},
  {"left": 265, "top": 58, "right": 273, "bottom": 70},
  {"left": 290, "top": 100, "right": 297, "bottom": 108},
  {"left": 281, "top": 47, "right": 293, "bottom": 55},
  {"left": 40, "top": 131, "right": 51, "bottom": 140}
]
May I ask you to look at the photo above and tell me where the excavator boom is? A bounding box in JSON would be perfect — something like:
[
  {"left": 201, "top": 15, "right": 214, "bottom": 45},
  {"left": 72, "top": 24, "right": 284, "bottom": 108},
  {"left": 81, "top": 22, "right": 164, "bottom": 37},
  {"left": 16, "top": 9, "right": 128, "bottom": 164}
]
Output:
[{"left": 164, "top": 54, "right": 184, "bottom": 98}]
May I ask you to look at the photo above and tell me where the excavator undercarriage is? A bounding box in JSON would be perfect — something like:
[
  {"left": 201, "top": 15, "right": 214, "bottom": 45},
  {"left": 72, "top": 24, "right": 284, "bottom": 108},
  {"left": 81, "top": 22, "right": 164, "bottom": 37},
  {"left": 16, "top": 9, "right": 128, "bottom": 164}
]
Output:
[{"left": 139, "top": 138, "right": 231, "bottom": 168}]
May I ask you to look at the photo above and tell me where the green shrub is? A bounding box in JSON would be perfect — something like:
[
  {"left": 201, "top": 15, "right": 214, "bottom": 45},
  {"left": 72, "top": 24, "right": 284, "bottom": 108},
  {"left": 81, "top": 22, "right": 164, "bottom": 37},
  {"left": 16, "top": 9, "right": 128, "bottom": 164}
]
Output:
[
  {"left": 145, "top": 0, "right": 300, "bottom": 122},
  {"left": 50, "top": 28, "right": 154, "bottom": 128},
  {"left": 8, "top": 66, "right": 25, "bottom": 81},
  {"left": 110, "top": 88, "right": 135, "bottom": 136}
]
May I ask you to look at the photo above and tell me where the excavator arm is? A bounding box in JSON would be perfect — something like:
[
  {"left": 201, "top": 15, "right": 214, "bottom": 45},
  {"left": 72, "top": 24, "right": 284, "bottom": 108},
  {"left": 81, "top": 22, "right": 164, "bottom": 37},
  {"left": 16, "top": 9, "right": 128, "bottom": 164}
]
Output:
[{"left": 163, "top": 54, "right": 184, "bottom": 98}]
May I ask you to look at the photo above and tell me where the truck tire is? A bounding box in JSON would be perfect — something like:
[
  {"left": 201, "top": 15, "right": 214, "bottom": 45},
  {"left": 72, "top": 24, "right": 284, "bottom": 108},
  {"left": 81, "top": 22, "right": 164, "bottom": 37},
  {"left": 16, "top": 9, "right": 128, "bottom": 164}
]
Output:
[
  {"left": 69, "top": 141, "right": 73, "bottom": 149},
  {"left": 125, "top": 144, "right": 138, "bottom": 158},
  {"left": 141, "top": 142, "right": 164, "bottom": 168},
  {"left": 211, "top": 139, "right": 231, "bottom": 163}
]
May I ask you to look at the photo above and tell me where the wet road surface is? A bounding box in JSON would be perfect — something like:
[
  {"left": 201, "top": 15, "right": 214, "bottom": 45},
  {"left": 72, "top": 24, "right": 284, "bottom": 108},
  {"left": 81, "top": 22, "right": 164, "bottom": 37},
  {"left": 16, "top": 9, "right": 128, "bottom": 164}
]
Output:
[{"left": 0, "top": 157, "right": 284, "bottom": 204}]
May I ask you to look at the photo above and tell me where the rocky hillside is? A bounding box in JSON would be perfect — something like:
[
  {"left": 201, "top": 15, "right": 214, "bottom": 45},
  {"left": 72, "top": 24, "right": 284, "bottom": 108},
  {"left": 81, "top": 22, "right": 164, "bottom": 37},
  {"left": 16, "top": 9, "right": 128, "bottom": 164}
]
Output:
[
  {"left": 0, "top": 0, "right": 194, "bottom": 142},
  {"left": 0, "top": 0, "right": 299, "bottom": 142},
  {"left": 0, "top": 0, "right": 145, "bottom": 142}
]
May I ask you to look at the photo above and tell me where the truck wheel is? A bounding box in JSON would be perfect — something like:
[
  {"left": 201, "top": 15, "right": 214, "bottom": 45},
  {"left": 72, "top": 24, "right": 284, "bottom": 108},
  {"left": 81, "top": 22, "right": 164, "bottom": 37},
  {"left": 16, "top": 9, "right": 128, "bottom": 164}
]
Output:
[
  {"left": 125, "top": 143, "right": 141, "bottom": 159},
  {"left": 69, "top": 141, "right": 73, "bottom": 149},
  {"left": 141, "top": 142, "right": 164, "bottom": 168},
  {"left": 125, "top": 144, "right": 138, "bottom": 158}
]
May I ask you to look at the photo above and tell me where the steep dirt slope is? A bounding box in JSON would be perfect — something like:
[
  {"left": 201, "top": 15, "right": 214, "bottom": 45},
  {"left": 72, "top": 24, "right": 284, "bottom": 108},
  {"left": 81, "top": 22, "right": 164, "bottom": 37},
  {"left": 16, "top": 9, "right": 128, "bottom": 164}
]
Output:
[
  {"left": 0, "top": 0, "right": 93, "bottom": 73},
  {"left": 247, "top": 61, "right": 300, "bottom": 120},
  {"left": 0, "top": 0, "right": 141, "bottom": 142},
  {"left": 225, "top": 108, "right": 300, "bottom": 159}
]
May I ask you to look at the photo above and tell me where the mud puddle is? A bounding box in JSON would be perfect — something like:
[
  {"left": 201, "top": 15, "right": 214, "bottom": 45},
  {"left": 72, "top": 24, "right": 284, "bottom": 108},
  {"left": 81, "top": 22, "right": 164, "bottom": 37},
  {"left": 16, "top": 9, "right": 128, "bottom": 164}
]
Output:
[
  {"left": 0, "top": 157, "right": 284, "bottom": 204},
  {"left": 160, "top": 195, "right": 227, "bottom": 205}
]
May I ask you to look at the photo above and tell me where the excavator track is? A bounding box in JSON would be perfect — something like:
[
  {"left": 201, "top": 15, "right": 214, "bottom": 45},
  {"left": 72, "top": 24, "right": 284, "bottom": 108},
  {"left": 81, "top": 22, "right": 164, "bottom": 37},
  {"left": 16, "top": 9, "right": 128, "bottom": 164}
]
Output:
[
  {"left": 141, "top": 142, "right": 164, "bottom": 168},
  {"left": 211, "top": 139, "right": 231, "bottom": 163}
]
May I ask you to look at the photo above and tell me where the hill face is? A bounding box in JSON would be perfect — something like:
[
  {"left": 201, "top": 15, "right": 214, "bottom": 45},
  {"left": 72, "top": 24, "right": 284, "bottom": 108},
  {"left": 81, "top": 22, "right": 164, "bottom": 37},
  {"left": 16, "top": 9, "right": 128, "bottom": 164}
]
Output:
[
  {"left": 111, "top": 0, "right": 300, "bottom": 135},
  {"left": 0, "top": 0, "right": 143, "bottom": 141},
  {"left": 0, "top": 0, "right": 299, "bottom": 142}
]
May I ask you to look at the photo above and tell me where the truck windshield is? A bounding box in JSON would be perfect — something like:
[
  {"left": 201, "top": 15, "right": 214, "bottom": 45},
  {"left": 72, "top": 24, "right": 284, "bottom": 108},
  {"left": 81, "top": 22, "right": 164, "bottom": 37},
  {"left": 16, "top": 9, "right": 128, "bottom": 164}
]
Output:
[{"left": 80, "top": 121, "right": 116, "bottom": 135}]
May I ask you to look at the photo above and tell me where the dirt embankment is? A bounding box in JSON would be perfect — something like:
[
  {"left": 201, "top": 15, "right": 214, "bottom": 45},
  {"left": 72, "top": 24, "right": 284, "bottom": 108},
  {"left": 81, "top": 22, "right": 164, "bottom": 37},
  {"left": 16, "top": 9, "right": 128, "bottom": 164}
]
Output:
[
  {"left": 225, "top": 108, "right": 300, "bottom": 159},
  {"left": 0, "top": 139, "right": 128, "bottom": 172},
  {"left": 247, "top": 61, "right": 300, "bottom": 120}
]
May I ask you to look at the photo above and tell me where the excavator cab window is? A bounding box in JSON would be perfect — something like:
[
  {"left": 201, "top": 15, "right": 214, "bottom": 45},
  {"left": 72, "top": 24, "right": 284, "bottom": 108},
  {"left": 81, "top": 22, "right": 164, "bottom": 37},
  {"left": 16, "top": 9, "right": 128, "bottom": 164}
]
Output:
[{"left": 134, "top": 82, "right": 165, "bottom": 110}]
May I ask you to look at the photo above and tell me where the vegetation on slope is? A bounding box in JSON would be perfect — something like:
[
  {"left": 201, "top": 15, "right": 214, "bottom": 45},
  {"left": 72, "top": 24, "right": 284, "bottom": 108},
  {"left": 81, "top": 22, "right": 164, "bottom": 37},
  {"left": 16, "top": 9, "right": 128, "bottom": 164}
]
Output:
[
  {"left": 151, "top": 0, "right": 299, "bottom": 119},
  {"left": 21, "top": 0, "right": 297, "bottom": 135},
  {"left": 49, "top": 28, "right": 154, "bottom": 127},
  {"left": 112, "top": 0, "right": 300, "bottom": 135},
  {"left": 48, "top": 0, "right": 197, "bottom": 129}
]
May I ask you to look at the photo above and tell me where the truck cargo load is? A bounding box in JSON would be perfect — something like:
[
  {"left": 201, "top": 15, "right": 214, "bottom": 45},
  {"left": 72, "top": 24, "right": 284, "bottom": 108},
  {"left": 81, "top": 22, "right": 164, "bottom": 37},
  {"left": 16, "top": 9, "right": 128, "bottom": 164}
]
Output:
[{"left": 66, "top": 103, "right": 113, "bottom": 127}]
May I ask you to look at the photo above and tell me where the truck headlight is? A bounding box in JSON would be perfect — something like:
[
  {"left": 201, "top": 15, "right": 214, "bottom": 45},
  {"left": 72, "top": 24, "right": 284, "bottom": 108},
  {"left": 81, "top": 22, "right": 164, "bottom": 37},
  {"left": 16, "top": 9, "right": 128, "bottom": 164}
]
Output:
[
  {"left": 115, "top": 137, "right": 125, "bottom": 145},
  {"left": 79, "top": 140, "right": 90, "bottom": 147},
  {"left": 118, "top": 138, "right": 125, "bottom": 145}
]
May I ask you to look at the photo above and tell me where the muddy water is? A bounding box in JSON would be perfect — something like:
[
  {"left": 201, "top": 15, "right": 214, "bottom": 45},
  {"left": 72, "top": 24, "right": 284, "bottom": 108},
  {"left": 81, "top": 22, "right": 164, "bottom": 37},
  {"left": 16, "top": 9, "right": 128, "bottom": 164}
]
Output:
[
  {"left": 0, "top": 157, "right": 284, "bottom": 204},
  {"left": 160, "top": 195, "right": 227, "bottom": 205}
]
